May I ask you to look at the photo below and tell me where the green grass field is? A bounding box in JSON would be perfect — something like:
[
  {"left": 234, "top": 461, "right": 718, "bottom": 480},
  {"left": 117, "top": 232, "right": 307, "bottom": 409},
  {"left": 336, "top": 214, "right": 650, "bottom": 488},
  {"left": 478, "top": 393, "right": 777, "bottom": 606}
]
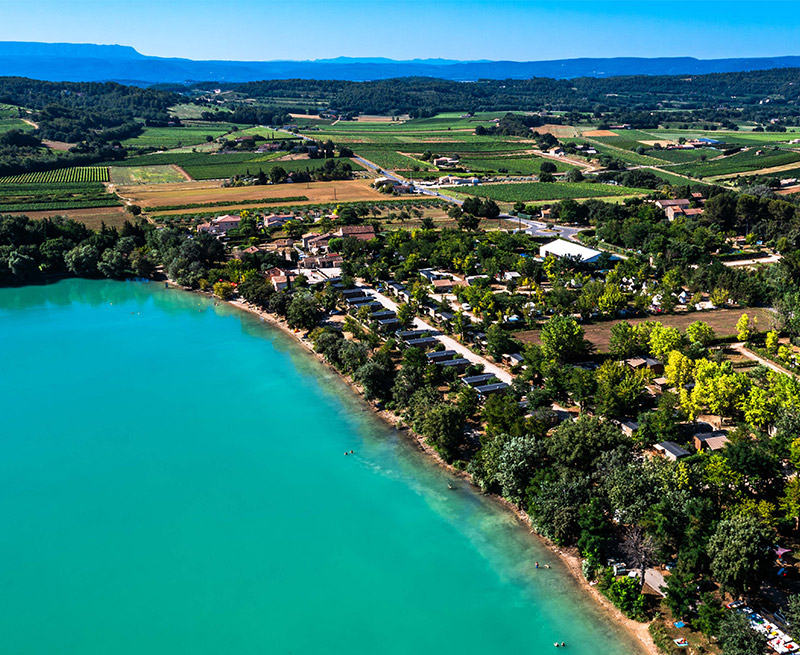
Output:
[
  {"left": 122, "top": 123, "right": 239, "bottom": 149},
  {"left": 109, "top": 165, "right": 188, "bottom": 185},
  {"left": 459, "top": 155, "right": 577, "bottom": 174},
  {"left": 354, "top": 149, "right": 433, "bottom": 170},
  {"left": 458, "top": 181, "right": 646, "bottom": 202},
  {"left": 177, "top": 157, "right": 363, "bottom": 180},
  {"left": 672, "top": 148, "right": 800, "bottom": 178},
  {"left": 0, "top": 117, "right": 34, "bottom": 134},
  {"left": 0, "top": 167, "right": 109, "bottom": 184},
  {"left": 645, "top": 148, "right": 721, "bottom": 163}
]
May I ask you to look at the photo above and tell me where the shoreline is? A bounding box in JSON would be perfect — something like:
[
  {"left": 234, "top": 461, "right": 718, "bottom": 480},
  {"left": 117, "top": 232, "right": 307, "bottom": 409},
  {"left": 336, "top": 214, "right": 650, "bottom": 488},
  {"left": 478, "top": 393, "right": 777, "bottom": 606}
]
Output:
[{"left": 176, "top": 282, "right": 658, "bottom": 655}]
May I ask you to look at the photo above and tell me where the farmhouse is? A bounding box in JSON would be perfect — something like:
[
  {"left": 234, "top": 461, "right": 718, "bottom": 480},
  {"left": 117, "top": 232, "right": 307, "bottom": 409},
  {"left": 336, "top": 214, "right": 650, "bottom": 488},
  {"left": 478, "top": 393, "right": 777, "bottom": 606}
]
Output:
[
  {"left": 433, "top": 156, "right": 460, "bottom": 168},
  {"left": 654, "top": 199, "right": 690, "bottom": 213},
  {"left": 539, "top": 239, "right": 607, "bottom": 264},
  {"left": 264, "top": 214, "right": 294, "bottom": 228},
  {"left": 299, "top": 254, "right": 344, "bottom": 269},
  {"left": 197, "top": 214, "right": 241, "bottom": 235},
  {"left": 337, "top": 225, "right": 377, "bottom": 241}
]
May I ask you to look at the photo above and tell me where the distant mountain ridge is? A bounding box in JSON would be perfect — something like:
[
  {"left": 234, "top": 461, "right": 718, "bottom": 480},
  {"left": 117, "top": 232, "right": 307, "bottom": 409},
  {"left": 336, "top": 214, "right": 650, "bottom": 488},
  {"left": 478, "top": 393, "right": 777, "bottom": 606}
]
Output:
[{"left": 1, "top": 41, "right": 800, "bottom": 85}]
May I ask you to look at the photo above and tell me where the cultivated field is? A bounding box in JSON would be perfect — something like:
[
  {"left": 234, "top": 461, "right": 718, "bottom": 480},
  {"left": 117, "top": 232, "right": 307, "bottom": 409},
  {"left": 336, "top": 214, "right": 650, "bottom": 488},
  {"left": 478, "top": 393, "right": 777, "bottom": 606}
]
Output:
[
  {"left": 0, "top": 167, "right": 110, "bottom": 184},
  {"left": 457, "top": 181, "right": 646, "bottom": 202},
  {"left": 122, "top": 123, "right": 238, "bottom": 150},
  {"left": 120, "top": 178, "right": 390, "bottom": 213},
  {"left": 109, "top": 165, "right": 189, "bottom": 185},
  {"left": 4, "top": 206, "right": 131, "bottom": 229},
  {"left": 0, "top": 182, "right": 120, "bottom": 212}
]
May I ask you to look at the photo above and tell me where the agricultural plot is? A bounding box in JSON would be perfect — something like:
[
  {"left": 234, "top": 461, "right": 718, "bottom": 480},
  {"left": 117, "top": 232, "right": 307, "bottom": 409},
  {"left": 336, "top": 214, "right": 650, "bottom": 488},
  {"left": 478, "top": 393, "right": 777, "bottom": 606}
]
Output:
[
  {"left": 169, "top": 104, "right": 230, "bottom": 119},
  {"left": 653, "top": 129, "right": 800, "bottom": 146},
  {"left": 0, "top": 167, "right": 109, "bottom": 184},
  {"left": 459, "top": 155, "right": 576, "bottom": 174},
  {"left": 119, "top": 178, "right": 389, "bottom": 214},
  {"left": 0, "top": 117, "right": 33, "bottom": 134},
  {"left": 673, "top": 148, "right": 800, "bottom": 178},
  {"left": 458, "top": 181, "right": 647, "bottom": 203},
  {"left": 182, "top": 156, "right": 365, "bottom": 180},
  {"left": 646, "top": 148, "right": 721, "bottom": 163},
  {"left": 642, "top": 168, "right": 714, "bottom": 187},
  {"left": 109, "top": 165, "right": 188, "bottom": 185},
  {"left": 3, "top": 206, "right": 131, "bottom": 229},
  {"left": 570, "top": 140, "right": 667, "bottom": 166},
  {"left": 589, "top": 129, "right": 660, "bottom": 151},
  {"left": 354, "top": 149, "right": 433, "bottom": 170},
  {"left": 0, "top": 182, "right": 120, "bottom": 212},
  {"left": 122, "top": 123, "right": 238, "bottom": 149}
]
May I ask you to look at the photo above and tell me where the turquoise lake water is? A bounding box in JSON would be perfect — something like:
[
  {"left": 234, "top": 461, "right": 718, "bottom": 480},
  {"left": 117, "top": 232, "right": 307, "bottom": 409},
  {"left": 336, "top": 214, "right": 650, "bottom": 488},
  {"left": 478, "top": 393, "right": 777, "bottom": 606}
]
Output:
[{"left": 0, "top": 279, "right": 641, "bottom": 655}]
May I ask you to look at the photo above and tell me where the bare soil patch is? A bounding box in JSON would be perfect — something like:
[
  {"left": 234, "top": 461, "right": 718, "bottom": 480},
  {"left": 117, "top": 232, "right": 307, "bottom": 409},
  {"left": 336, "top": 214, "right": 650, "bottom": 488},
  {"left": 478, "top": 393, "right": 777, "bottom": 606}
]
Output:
[
  {"left": 121, "top": 178, "right": 389, "bottom": 212},
  {"left": 582, "top": 129, "right": 619, "bottom": 137},
  {"left": 535, "top": 124, "right": 579, "bottom": 138},
  {"left": 42, "top": 139, "right": 76, "bottom": 151},
  {"left": 355, "top": 115, "right": 404, "bottom": 123},
  {"left": 517, "top": 307, "right": 776, "bottom": 352},
  {"left": 639, "top": 140, "right": 674, "bottom": 147}
]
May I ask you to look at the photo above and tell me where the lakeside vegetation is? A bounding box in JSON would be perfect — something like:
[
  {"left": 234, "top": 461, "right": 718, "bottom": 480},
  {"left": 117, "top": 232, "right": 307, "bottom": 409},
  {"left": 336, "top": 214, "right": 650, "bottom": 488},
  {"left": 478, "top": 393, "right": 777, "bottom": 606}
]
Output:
[{"left": 8, "top": 65, "right": 800, "bottom": 655}]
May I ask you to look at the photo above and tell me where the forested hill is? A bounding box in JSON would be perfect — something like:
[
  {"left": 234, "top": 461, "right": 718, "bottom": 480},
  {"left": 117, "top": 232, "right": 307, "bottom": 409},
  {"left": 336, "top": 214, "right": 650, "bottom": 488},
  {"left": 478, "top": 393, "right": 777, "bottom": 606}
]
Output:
[
  {"left": 226, "top": 68, "right": 800, "bottom": 115},
  {"left": 2, "top": 41, "right": 800, "bottom": 83}
]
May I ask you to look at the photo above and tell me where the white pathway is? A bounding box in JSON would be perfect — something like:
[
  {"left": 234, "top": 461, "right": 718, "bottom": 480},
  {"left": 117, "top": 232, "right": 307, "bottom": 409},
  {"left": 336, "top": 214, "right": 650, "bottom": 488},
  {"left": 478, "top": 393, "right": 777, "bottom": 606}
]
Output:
[{"left": 363, "top": 285, "right": 514, "bottom": 384}]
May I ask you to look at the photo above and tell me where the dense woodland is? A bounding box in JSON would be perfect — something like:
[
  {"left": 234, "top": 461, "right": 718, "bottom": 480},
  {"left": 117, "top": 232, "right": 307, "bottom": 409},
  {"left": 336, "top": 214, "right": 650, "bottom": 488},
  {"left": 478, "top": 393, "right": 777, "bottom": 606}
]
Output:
[{"left": 222, "top": 69, "right": 800, "bottom": 118}]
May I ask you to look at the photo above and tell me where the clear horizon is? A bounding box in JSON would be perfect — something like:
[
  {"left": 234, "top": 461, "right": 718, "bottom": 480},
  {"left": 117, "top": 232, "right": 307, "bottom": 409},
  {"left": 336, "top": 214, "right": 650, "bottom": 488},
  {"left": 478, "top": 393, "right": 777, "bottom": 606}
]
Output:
[{"left": 1, "top": 0, "right": 798, "bottom": 62}]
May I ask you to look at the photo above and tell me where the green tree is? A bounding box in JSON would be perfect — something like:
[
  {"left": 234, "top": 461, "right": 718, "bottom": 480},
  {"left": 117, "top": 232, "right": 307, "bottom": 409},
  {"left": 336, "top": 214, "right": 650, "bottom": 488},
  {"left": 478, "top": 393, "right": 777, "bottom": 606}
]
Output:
[
  {"left": 648, "top": 323, "right": 684, "bottom": 361},
  {"left": 486, "top": 323, "right": 515, "bottom": 360},
  {"left": 609, "top": 321, "right": 641, "bottom": 358},
  {"left": 496, "top": 436, "right": 543, "bottom": 505},
  {"left": 718, "top": 612, "right": 767, "bottom": 655},
  {"left": 287, "top": 292, "right": 321, "bottom": 330},
  {"left": 213, "top": 281, "right": 234, "bottom": 300},
  {"left": 540, "top": 315, "right": 588, "bottom": 364},
  {"left": 422, "top": 404, "right": 465, "bottom": 461},
  {"left": 354, "top": 361, "right": 394, "bottom": 401},
  {"left": 780, "top": 477, "right": 800, "bottom": 531},
  {"left": 708, "top": 514, "right": 773, "bottom": 595},
  {"left": 686, "top": 321, "right": 716, "bottom": 346},
  {"left": 694, "top": 592, "right": 726, "bottom": 638},
  {"left": 664, "top": 565, "right": 695, "bottom": 620},
  {"left": 736, "top": 313, "right": 752, "bottom": 342},
  {"left": 547, "top": 415, "right": 624, "bottom": 473},
  {"left": 64, "top": 243, "right": 100, "bottom": 277}
]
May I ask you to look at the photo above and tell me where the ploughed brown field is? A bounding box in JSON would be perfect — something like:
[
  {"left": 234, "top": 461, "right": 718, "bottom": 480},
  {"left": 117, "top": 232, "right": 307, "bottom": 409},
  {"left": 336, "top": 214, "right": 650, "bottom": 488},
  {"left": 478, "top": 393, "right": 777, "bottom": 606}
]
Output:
[
  {"left": 6, "top": 206, "right": 131, "bottom": 229},
  {"left": 119, "top": 178, "right": 389, "bottom": 214},
  {"left": 516, "top": 307, "right": 777, "bottom": 352},
  {"left": 581, "top": 129, "right": 619, "bottom": 137}
]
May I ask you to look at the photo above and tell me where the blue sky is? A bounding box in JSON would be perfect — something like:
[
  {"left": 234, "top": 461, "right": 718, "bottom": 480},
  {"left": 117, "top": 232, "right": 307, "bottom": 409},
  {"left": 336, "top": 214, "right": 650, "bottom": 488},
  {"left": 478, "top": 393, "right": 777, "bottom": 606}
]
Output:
[{"left": 1, "top": 0, "right": 798, "bottom": 61}]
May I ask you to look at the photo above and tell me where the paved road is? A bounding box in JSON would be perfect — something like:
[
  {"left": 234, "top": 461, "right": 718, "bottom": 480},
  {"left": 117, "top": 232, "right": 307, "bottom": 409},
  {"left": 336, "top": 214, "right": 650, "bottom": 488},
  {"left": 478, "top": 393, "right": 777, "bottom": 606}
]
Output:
[
  {"left": 731, "top": 342, "right": 797, "bottom": 378},
  {"left": 723, "top": 254, "right": 781, "bottom": 267},
  {"left": 362, "top": 284, "right": 514, "bottom": 384},
  {"left": 512, "top": 216, "right": 585, "bottom": 242}
]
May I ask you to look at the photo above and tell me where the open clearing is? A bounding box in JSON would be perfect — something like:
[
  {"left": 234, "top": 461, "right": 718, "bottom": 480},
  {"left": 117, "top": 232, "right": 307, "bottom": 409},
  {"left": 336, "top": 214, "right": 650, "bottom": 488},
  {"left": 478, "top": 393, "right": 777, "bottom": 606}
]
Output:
[
  {"left": 535, "top": 124, "right": 579, "bottom": 138},
  {"left": 119, "top": 178, "right": 390, "bottom": 213},
  {"left": 110, "top": 165, "right": 189, "bottom": 185},
  {"left": 516, "top": 307, "right": 776, "bottom": 352},
  {"left": 582, "top": 130, "right": 619, "bottom": 137},
  {"left": 5, "top": 205, "right": 131, "bottom": 229}
]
